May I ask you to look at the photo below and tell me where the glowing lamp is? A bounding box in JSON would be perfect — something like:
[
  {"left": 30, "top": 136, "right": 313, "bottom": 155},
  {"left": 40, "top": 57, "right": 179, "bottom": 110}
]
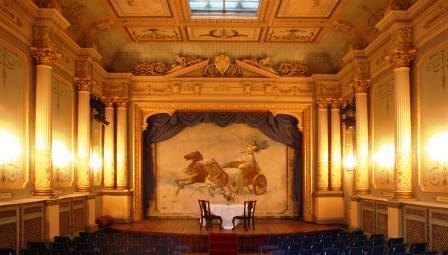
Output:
[
  {"left": 0, "top": 130, "right": 21, "bottom": 164},
  {"left": 374, "top": 144, "right": 395, "bottom": 184},
  {"left": 52, "top": 140, "right": 71, "bottom": 168},
  {"left": 343, "top": 155, "right": 356, "bottom": 171},
  {"left": 90, "top": 151, "right": 102, "bottom": 173},
  {"left": 427, "top": 133, "right": 448, "bottom": 164}
]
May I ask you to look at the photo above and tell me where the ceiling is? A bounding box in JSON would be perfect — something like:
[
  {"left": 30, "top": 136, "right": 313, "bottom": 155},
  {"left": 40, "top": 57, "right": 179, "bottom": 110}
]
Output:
[{"left": 37, "top": 0, "right": 415, "bottom": 74}]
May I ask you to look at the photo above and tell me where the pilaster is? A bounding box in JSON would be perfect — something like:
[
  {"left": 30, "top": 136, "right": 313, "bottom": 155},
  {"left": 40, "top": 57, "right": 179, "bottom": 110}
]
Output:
[
  {"left": 116, "top": 98, "right": 129, "bottom": 190},
  {"left": 354, "top": 80, "right": 370, "bottom": 195},
  {"left": 317, "top": 99, "right": 330, "bottom": 191},
  {"left": 330, "top": 99, "right": 343, "bottom": 191}
]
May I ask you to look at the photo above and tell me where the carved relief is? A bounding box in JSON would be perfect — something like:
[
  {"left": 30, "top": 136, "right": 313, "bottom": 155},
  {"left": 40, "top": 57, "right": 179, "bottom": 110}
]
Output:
[
  {"left": 133, "top": 62, "right": 167, "bottom": 76},
  {"left": 239, "top": 56, "right": 278, "bottom": 74},
  {"left": 33, "top": 25, "right": 51, "bottom": 47},
  {"left": 127, "top": 27, "right": 181, "bottom": 41},
  {"left": 354, "top": 80, "right": 371, "bottom": 93},
  {"left": 277, "top": 63, "right": 311, "bottom": 77},
  {"left": 266, "top": 28, "right": 320, "bottom": 42},
  {"left": 30, "top": 47, "right": 60, "bottom": 65},
  {"left": 74, "top": 78, "right": 94, "bottom": 91},
  {"left": 0, "top": 0, "right": 23, "bottom": 27},
  {"left": 203, "top": 54, "right": 242, "bottom": 77},
  {"left": 187, "top": 27, "right": 261, "bottom": 41},
  {"left": 394, "top": 26, "right": 413, "bottom": 50},
  {"left": 387, "top": 49, "right": 416, "bottom": 68},
  {"left": 167, "top": 54, "right": 205, "bottom": 73}
]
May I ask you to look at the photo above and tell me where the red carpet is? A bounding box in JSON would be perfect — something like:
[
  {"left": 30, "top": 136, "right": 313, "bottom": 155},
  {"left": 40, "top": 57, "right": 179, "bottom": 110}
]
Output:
[{"left": 209, "top": 233, "right": 238, "bottom": 255}]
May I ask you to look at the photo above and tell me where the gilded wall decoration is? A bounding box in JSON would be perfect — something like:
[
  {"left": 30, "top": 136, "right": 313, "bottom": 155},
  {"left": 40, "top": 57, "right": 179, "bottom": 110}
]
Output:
[
  {"left": 91, "top": 119, "right": 103, "bottom": 187},
  {"left": 420, "top": 48, "right": 448, "bottom": 192},
  {"left": 203, "top": 54, "right": 243, "bottom": 77},
  {"left": 51, "top": 78, "right": 74, "bottom": 188},
  {"left": 239, "top": 56, "right": 278, "bottom": 74},
  {"left": 127, "top": 27, "right": 181, "bottom": 41},
  {"left": 266, "top": 28, "right": 320, "bottom": 42},
  {"left": 277, "top": 62, "right": 311, "bottom": 77},
  {"left": 277, "top": 0, "right": 339, "bottom": 18},
  {"left": 132, "top": 62, "right": 167, "bottom": 76},
  {"left": 167, "top": 54, "right": 206, "bottom": 73},
  {"left": 0, "top": 45, "right": 26, "bottom": 188},
  {"left": 109, "top": 0, "right": 172, "bottom": 17},
  {"left": 153, "top": 123, "right": 293, "bottom": 217},
  {"left": 372, "top": 80, "right": 395, "bottom": 190},
  {"left": 0, "top": 0, "right": 23, "bottom": 27},
  {"left": 187, "top": 27, "right": 261, "bottom": 41}
]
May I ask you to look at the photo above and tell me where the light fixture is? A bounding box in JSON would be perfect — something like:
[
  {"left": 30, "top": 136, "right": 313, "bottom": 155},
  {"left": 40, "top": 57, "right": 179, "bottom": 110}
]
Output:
[
  {"left": 427, "top": 132, "right": 448, "bottom": 184},
  {"left": 52, "top": 140, "right": 72, "bottom": 182},
  {"left": 0, "top": 129, "right": 21, "bottom": 183},
  {"left": 374, "top": 143, "right": 395, "bottom": 184},
  {"left": 343, "top": 154, "right": 356, "bottom": 172}
]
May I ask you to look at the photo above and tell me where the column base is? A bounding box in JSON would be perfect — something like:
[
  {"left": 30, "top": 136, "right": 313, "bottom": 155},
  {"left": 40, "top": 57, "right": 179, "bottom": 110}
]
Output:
[
  {"left": 76, "top": 187, "right": 92, "bottom": 192},
  {"left": 33, "top": 190, "right": 54, "bottom": 196},
  {"left": 393, "top": 191, "right": 413, "bottom": 199}
]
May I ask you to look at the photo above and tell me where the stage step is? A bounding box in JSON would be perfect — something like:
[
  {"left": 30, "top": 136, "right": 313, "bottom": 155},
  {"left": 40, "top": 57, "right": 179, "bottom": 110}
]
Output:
[{"left": 209, "top": 233, "right": 238, "bottom": 255}]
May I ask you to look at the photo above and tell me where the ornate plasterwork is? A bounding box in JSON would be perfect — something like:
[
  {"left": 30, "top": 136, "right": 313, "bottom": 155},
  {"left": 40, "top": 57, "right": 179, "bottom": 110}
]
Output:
[
  {"left": 276, "top": 0, "right": 340, "bottom": 18},
  {"left": 74, "top": 78, "right": 95, "bottom": 91},
  {"left": 203, "top": 54, "right": 242, "bottom": 77},
  {"left": 132, "top": 62, "right": 167, "bottom": 76},
  {"left": 278, "top": 62, "right": 311, "bottom": 77},
  {"left": 387, "top": 49, "right": 416, "bottom": 68},
  {"left": 109, "top": 0, "right": 172, "bottom": 17},
  {"left": 30, "top": 47, "right": 60, "bottom": 65},
  {"left": 187, "top": 27, "right": 262, "bottom": 42},
  {"left": 354, "top": 80, "right": 371, "bottom": 93},
  {"left": 127, "top": 27, "right": 181, "bottom": 41},
  {"left": 239, "top": 56, "right": 278, "bottom": 74},
  {"left": 166, "top": 54, "right": 206, "bottom": 73},
  {"left": 265, "top": 28, "right": 320, "bottom": 42}
]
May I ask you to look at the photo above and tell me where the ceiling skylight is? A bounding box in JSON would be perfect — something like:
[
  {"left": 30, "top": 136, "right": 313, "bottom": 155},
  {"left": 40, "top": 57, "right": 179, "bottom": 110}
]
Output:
[{"left": 189, "top": 0, "right": 260, "bottom": 14}]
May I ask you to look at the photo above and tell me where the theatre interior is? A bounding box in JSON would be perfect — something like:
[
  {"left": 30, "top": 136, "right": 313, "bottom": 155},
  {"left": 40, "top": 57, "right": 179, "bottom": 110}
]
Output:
[{"left": 0, "top": 0, "right": 448, "bottom": 254}]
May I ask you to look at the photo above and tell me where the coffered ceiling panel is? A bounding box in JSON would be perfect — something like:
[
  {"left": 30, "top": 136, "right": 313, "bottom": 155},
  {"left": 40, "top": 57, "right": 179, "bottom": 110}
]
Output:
[
  {"left": 109, "top": 0, "right": 172, "bottom": 17},
  {"left": 276, "top": 0, "right": 340, "bottom": 18},
  {"left": 187, "top": 27, "right": 262, "bottom": 41},
  {"left": 127, "top": 27, "right": 182, "bottom": 41},
  {"left": 266, "top": 28, "right": 320, "bottom": 42}
]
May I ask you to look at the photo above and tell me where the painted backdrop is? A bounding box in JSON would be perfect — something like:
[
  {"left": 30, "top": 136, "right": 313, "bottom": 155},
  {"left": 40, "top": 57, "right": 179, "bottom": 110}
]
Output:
[{"left": 152, "top": 123, "right": 294, "bottom": 217}]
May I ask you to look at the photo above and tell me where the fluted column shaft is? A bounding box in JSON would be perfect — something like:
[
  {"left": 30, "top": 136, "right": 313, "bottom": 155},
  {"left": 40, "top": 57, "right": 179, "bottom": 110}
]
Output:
[
  {"left": 391, "top": 50, "right": 415, "bottom": 199},
  {"left": 116, "top": 99, "right": 128, "bottom": 190},
  {"left": 354, "top": 81, "right": 370, "bottom": 194},
  {"left": 32, "top": 48, "right": 58, "bottom": 196},
  {"left": 76, "top": 80, "right": 92, "bottom": 192},
  {"left": 330, "top": 101, "right": 342, "bottom": 191},
  {"left": 103, "top": 99, "right": 115, "bottom": 189},
  {"left": 317, "top": 100, "right": 329, "bottom": 191}
]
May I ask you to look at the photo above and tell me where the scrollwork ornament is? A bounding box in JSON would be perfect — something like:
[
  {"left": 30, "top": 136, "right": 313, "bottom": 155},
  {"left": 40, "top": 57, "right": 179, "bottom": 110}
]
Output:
[
  {"left": 133, "top": 62, "right": 167, "bottom": 76},
  {"left": 388, "top": 49, "right": 416, "bottom": 68},
  {"left": 115, "top": 97, "right": 129, "bottom": 108},
  {"left": 277, "top": 63, "right": 311, "bottom": 77},
  {"left": 30, "top": 47, "right": 60, "bottom": 65}
]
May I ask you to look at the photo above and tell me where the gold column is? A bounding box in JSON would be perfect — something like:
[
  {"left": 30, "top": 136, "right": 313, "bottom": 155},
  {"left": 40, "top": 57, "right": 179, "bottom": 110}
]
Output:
[
  {"left": 116, "top": 98, "right": 129, "bottom": 190},
  {"left": 103, "top": 98, "right": 115, "bottom": 189},
  {"left": 31, "top": 47, "right": 58, "bottom": 196},
  {"left": 317, "top": 99, "right": 329, "bottom": 191},
  {"left": 390, "top": 49, "right": 416, "bottom": 199},
  {"left": 75, "top": 79, "right": 93, "bottom": 192},
  {"left": 354, "top": 80, "right": 370, "bottom": 194},
  {"left": 330, "top": 99, "right": 342, "bottom": 191}
]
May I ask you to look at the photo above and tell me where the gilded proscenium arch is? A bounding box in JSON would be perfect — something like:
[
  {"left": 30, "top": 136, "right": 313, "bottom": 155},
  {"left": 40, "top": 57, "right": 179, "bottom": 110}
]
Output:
[{"left": 131, "top": 102, "right": 313, "bottom": 222}]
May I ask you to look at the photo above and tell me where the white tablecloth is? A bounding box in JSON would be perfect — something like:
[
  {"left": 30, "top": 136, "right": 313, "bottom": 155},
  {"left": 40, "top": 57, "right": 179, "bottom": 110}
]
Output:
[{"left": 209, "top": 203, "right": 244, "bottom": 229}]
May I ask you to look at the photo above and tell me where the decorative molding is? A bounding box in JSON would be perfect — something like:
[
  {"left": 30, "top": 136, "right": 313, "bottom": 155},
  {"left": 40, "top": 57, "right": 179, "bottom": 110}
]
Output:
[
  {"left": 265, "top": 28, "right": 320, "bottom": 42},
  {"left": 387, "top": 49, "right": 416, "bottom": 68},
  {"left": 238, "top": 56, "right": 278, "bottom": 74},
  {"left": 132, "top": 62, "right": 167, "bottom": 76},
  {"left": 202, "top": 54, "right": 242, "bottom": 77},
  {"left": 166, "top": 54, "right": 206, "bottom": 74},
  {"left": 0, "top": 0, "right": 23, "bottom": 27},
  {"left": 127, "top": 27, "right": 181, "bottom": 41},
  {"left": 277, "top": 62, "right": 311, "bottom": 77},
  {"left": 354, "top": 79, "right": 371, "bottom": 93},
  {"left": 74, "top": 78, "right": 94, "bottom": 91}
]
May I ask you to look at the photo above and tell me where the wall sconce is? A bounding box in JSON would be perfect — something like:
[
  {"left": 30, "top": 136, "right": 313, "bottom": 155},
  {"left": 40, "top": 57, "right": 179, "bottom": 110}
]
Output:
[
  {"left": 374, "top": 144, "right": 395, "bottom": 184},
  {"left": 0, "top": 130, "right": 21, "bottom": 183},
  {"left": 427, "top": 132, "right": 448, "bottom": 185},
  {"left": 343, "top": 155, "right": 356, "bottom": 172},
  {"left": 52, "top": 140, "right": 71, "bottom": 182}
]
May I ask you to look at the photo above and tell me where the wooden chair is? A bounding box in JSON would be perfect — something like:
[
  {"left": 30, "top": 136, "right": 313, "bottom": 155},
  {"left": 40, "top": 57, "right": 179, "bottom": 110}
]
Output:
[
  {"left": 232, "top": 200, "right": 256, "bottom": 230},
  {"left": 198, "top": 200, "right": 222, "bottom": 230}
]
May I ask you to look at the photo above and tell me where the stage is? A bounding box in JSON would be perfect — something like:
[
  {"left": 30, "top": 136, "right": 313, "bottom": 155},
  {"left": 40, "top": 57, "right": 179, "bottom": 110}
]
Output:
[{"left": 109, "top": 218, "right": 340, "bottom": 236}]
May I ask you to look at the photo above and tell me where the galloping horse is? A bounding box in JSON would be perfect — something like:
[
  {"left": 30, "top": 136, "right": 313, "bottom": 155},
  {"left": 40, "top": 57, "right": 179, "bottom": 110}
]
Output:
[{"left": 176, "top": 151, "right": 208, "bottom": 190}]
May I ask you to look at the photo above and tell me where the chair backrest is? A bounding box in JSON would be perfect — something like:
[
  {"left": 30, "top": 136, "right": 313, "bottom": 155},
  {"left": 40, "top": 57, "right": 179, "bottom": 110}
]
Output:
[
  {"left": 243, "top": 200, "right": 256, "bottom": 218},
  {"left": 198, "top": 200, "right": 211, "bottom": 217},
  {"left": 0, "top": 248, "right": 16, "bottom": 255}
]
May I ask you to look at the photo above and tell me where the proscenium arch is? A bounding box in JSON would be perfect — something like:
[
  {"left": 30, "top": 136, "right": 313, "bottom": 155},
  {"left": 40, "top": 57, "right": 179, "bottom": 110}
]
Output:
[{"left": 141, "top": 111, "right": 304, "bottom": 218}]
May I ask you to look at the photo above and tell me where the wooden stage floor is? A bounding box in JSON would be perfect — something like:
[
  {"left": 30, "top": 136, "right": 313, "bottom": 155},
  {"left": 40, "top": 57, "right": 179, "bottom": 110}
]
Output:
[{"left": 110, "top": 218, "right": 341, "bottom": 236}]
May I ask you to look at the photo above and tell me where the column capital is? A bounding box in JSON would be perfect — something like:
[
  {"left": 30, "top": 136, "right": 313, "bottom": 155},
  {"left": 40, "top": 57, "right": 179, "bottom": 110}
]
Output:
[
  {"left": 316, "top": 98, "right": 331, "bottom": 109},
  {"left": 101, "top": 97, "right": 115, "bottom": 107},
  {"left": 115, "top": 97, "right": 129, "bottom": 108},
  {"left": 74, "top": 78, "right": 95, "bottom": 92},
  {"left": 387, "top": 49, "right": 416, "bottom": 68},
  {"left": 330, "top": 99, "right": 343, "bottom": 109},
  {"left": 354, "top": 80, "right": 371, "bottom": 93},
  {"left": 30, "top": 47, "right": 60, "bottom": 66}
]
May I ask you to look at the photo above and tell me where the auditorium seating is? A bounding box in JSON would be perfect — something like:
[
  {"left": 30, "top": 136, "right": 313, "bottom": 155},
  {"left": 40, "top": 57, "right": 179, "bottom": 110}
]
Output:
[{"left": 14, "top": 229, "right": 446, "bottom": 255}]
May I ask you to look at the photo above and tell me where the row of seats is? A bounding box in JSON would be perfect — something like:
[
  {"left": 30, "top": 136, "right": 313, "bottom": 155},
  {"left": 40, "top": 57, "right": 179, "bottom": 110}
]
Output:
[{"left": 259, "top": 231, "right": 442, "bottom": 255}]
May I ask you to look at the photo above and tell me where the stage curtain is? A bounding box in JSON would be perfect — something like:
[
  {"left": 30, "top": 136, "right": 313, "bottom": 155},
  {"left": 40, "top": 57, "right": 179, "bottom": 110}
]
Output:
[{"left": 143, "top": 112, "right": 302, "bottom": 216}]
